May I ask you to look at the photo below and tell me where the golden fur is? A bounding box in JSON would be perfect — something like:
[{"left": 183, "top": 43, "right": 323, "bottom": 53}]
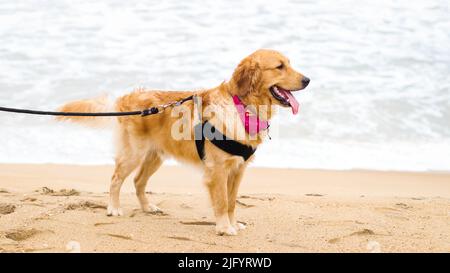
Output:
[{"left": 58, "top": 49, "right": 308, "bottom": 235}]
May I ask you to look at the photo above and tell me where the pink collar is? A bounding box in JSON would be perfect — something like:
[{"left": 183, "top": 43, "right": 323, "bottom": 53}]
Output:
[{"left": 232, "top": 95, "right": 269, "bottom": 136}]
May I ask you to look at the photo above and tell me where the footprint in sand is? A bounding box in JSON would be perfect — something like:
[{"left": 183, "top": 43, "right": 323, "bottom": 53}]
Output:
[
  {"left": 328, "top": 238, "right": 341, "bottom": 244},
  {"left": 180, "top": 221, "right": 215, "bottom": 226},
  {"left": 104, "top": 233, "right": 133, "bottom": 240},
  {"left": 179, "top": 220, "right": 248, "bottom": 226},
  {"left": 239, "top": 195, "right": 275, "bottom": 201},
  {"left": 375, "top": 207, "right": 401, "bottom": 213},
  {"left": 375, "top": 207, "right": 410, "bottom": 220},
  {"left": 180, "top": 203, "right": 192, "bottom": 209},
  {"left": 38, "top": 187, "right": 80, "bottom": 196},
  {"left": 236, "top": 200, "right": 255, "bottom": 208},
  {"left": 21, "top": 197, "right": 37, "bottom": 202},
  {"left": 65, "top": 200, "right": 107, "bottom": 211},
  {"left": 94, "top": 222, "right": 117, "bottom": 227},
  {"left": 167, "top": 235, "right": 192, "bottom": 241},
  {"left": 129, "top": 209, "right": 169, "bottom": 218},
  {"left": 4, "top": 228, "right": 42, "bottom": 241},
  {"left": 328, "top": 228, "right": 377, "bottom": 244},
  {"left": 350, "top": 228, "right": 375, "bottom": 236},
  {"left": 395, "top": 203, "right": 412, "bottom": 209},
  {"left": 0, "top": 203, "right": 16, "bottom": 215},
  {"left": 305, "top": 193, "right": 324, "bottom": 197},
  {"left": 167, "top": 235, "right": 227, "bottom": 247}
]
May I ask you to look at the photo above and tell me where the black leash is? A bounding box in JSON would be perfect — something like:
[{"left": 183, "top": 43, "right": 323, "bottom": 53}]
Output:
[
  {"left": 1, "top": 94, "right": 257, "bottom": 161},
  {"left": 0, "top": 95, "right": 194, "bottom": 117}
]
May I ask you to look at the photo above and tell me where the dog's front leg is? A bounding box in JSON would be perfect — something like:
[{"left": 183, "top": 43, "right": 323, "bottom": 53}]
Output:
[
  {"left": 204, "top": 167, "right": 237, "bottom": 236},
  {"left": 227, "top": 164, "right": 247, "bottom": 231}
]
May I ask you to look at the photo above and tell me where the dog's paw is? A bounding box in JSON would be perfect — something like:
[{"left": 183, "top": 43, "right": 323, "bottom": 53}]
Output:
[
  {"left": 215, "top": 225, "right": 238, "bottom": 236},
  {"left": 106, "top": 206, "right": 123, "bottom": 217},
  {"left": 143, "top": 204, "right": 162, "bottom": 213},
  {"left": 233, "top": 222, "right": 246, "bottom": 231},
  {"left": 142, "top": 204, "right": 163, "bottom": 212}
]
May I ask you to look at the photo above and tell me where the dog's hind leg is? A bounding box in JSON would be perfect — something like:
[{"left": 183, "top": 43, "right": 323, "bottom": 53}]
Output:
[
  {"left": 107, "top": 156, "right": 139, "bottom": 216},
  {"left": 107, "top": 131, "right": 141, "bottom": 216},
  {"left": 133, "top": 150, "right": 163, "bottom": 213}
]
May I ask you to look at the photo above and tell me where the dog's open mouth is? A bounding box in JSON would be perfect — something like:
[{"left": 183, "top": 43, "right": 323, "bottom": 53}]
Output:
[{"left": 269, "top": 86, "right": 300, "bottom": 115}]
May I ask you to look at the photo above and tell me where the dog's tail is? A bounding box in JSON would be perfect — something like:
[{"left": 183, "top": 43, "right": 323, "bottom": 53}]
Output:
[{"left": 56, "top": 95, "right": 115, "bottom": 128}]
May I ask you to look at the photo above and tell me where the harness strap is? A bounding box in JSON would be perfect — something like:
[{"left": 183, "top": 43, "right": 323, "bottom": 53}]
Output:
[
  {"left": 194, "top": 122, "right": 206, "bottom": 160},
  {"left": 194, "top": 121, "right": 256, "bottom": 161}
]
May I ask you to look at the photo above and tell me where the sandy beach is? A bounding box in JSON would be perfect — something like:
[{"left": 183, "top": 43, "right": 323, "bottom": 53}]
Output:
[{"left": 0, "top": 164, "right": 449, "bottom": 253}]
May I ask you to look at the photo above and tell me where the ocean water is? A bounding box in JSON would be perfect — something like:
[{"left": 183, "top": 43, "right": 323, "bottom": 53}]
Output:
[{"left": 0, "top": 0, "right": 449, "bottom": 171}]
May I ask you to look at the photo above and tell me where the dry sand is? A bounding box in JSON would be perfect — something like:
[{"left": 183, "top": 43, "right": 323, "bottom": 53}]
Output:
[{"left": 0, "top": 163, "right": 449, "bottom": 253}]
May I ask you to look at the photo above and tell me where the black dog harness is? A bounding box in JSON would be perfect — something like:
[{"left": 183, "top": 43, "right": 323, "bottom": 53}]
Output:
[
  {"left": 194, "top": 121, "right": 256, "bottom": 161},
  {"left": 192, "top": 94, "right": 257, "bottom": 161}
]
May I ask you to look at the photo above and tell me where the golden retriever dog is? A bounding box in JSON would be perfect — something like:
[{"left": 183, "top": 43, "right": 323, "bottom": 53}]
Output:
[{"left": 59, "top": 49, "right": 310, "bottom": 235}]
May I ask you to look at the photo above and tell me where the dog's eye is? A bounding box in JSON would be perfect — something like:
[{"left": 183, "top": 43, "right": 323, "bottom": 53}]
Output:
[{"left": 276, "top": 63, "right": 284, "bottom": 70}]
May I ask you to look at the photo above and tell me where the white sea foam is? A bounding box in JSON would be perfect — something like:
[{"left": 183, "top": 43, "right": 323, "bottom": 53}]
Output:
[{"left": 0, "top": 0, "right": 449, "bottom": 171}]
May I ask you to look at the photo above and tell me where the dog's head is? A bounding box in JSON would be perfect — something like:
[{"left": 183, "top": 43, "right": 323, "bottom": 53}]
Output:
[{"left": 230, "top": 49, "right": 309, "bottom": 114}]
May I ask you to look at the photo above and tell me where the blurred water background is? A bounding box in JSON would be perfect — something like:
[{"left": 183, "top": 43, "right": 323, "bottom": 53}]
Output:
[{"left": 0, "top": 0, "right": 449, "bottom": 171}]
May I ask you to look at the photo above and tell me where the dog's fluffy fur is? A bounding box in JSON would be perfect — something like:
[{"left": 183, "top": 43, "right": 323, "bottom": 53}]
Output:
[{"left": 58, "top": 49, "right": 308, "bottom": 235}]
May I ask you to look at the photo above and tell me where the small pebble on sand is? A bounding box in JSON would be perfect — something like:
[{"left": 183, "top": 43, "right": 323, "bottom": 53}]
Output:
[
  {"left": 66, "top": 241, "right": 81, "bottom": 253},
  {"left": 367, "top": 241, "right": 381, "bottom": 253}
]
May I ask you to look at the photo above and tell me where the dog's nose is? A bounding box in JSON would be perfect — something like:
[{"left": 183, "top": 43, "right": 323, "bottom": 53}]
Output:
[{"left": 302, "top": 77, "right": 310, "bottom": 87}]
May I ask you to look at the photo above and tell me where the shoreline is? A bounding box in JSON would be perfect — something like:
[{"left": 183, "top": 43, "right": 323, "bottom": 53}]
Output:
[{"left": 3, "top": 161, "right": 450, "bottom": 174}]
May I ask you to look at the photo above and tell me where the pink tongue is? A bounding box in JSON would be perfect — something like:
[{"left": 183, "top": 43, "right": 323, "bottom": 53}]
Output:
[{"left": 280, "top": 89, "right": 300, "bottom": 115}]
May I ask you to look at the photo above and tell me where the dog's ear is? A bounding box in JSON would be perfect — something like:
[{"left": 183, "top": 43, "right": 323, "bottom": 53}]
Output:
[{"left": 231, "top": 58, "right": 261, "bottom": 97}]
